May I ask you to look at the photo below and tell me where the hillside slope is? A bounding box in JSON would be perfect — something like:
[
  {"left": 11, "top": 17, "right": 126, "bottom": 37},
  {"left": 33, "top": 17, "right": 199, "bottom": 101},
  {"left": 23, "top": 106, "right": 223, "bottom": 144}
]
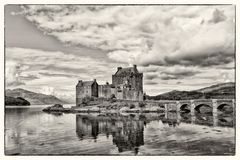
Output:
[
  {"left": 6, "top": 88, "right": 68, "bottom": 105},
  {"left": 5, "top": 96, "right": 31, "bottom": 106},
  {"left": 195, "top": 82, "right": 235, "bottom": 93},
  {"left": 147, "top": 82, "right": 235, "bottom": 100}
]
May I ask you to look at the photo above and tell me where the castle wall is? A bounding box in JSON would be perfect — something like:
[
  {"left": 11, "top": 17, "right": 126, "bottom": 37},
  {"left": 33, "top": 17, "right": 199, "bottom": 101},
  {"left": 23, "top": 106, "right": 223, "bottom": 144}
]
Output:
[
  {"left": 76, "top": 85, "right": 92, "bottom": 106},
  {"left": 92, "top": 82, "right": 98, "bottom": 97},
  {"left": 98, "top": 85, "right": 111, "bottom": 98},
  {"left": 112, "top": 73, "right": 143, "bottom": 92},
  {"left": 98, "top": 84, "right": 117, "bottom": 98},
  {"left": 134, "top": 74, "right": 143, "bottom": 92},
  {"left": 76, "top": 85, "right": 85, "bottom": 105},
  {"left": 76, "top": 81, "right": 98, "bottom": 106},
  {"left": 77, "top": 65, "right": 143, "bottom": 105},
  {"left": 116, "top": 89, "right": 123, "bottom": 100},
  {"left": 114, "top": 88, "right": 143, "bottom": 101},
  {"left": 112, "top": 75, "right": 124, "bottom": 86},
  {"left": 122, "top": 89, "right": 143, "bottom": 101}
]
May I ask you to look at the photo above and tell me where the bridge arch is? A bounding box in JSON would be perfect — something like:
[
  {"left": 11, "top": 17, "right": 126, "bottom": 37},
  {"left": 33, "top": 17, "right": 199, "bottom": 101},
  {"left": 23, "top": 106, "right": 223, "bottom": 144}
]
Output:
[
  {"left": 217, "top": 103, "right": 233, "bottom": 113},
  {"left": 194, "top": 103, "right": 212, "bottom": 114},
  {"left": 158, "top": 103, "right": 165, "bottom": 109},
  {"left": 180, "top": 104, "right": 190, "bottom": 113}
]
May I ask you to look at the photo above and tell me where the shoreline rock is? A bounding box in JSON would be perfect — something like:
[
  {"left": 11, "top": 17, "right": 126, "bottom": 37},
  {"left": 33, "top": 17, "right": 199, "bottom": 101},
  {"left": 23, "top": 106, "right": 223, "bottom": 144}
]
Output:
[
  {"left": 5, "top": 96, "right": 31, "bottom": 106},
  {"left": 42, "top": 104, "right": 72, "bottom": 113},
  {"left": 42, "top": 102, "right": 165, "bottom": 114}
]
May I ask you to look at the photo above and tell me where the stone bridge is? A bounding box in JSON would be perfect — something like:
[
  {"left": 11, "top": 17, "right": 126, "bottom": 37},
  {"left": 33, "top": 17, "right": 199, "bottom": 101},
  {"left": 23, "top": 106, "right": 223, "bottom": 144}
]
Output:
[
  {"left": 145, "top": 99, "right": 235, "bottom": 115},
  {"left": 176, "top": 99, "right": 235, "bottom": 115},
  {"left": 158, "top": 99, "right": 235, "bottom": 127}
]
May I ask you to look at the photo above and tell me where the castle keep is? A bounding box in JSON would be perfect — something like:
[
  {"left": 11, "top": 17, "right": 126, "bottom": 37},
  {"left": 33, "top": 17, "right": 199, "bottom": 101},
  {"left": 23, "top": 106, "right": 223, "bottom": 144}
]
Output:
[{"left": 76, "top": 65, "right": 143, "bottom": 106}]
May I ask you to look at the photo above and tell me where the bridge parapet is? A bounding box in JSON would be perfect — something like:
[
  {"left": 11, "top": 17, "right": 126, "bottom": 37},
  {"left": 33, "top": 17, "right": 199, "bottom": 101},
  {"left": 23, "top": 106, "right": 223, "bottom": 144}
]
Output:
[
  {"left": 193, "top": 99, "right": 212, "bottom": 103},
  {"left": 179, "top": 100, "right": 191, "bottom": 104},
  {"left": 216, "top": 99, "right": 234, "bottom": 105},
  {"left": 194, "top": 100, "right": 213, "bottom": 108}
]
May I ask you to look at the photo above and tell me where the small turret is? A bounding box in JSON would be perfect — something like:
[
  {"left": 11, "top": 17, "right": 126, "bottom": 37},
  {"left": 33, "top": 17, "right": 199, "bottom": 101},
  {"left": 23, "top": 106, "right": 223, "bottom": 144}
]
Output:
[
  {"left": 133, "top": 64, "right": 137, "bottom": 69},
  {"left": 77, "top": 80, "right": 83, "bottom": 87},
  {"left": 117, "top": 67, "right": 122, "bottom": 71}
]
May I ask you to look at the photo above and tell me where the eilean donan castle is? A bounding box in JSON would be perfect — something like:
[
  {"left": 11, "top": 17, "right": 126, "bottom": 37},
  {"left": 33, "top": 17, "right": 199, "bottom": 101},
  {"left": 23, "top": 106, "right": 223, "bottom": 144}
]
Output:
[{"left": 76, "top": 65, "right": 143, "bottom": 106}]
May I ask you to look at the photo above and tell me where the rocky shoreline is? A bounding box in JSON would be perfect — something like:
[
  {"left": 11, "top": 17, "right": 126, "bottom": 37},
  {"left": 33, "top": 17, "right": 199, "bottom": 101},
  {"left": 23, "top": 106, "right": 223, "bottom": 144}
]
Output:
[{"left": 42, "top": 102, "right": 166, "bottom": 114}]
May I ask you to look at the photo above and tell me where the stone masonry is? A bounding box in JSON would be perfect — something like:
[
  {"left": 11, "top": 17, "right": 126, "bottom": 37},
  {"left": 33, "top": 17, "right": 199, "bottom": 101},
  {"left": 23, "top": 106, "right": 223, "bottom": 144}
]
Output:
[{"left": 76, "top": 65, "right": 143, "bottom": 106}]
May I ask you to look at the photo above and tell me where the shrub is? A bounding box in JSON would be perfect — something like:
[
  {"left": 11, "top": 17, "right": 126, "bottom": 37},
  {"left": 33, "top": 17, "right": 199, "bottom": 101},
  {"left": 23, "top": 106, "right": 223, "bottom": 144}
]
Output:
[
  {"left": 158, "top": 103, "right": 165, "bottom": 108},
  {"left": 130, "top": 104, "right": 135, "bottom": 109},
  {"left": 110, "top": 94, "right": 116, "bottom": 99},
  {"left": 82, "top": 96, "right": 91, "bottom": 105},
  {"left": 109, "top": 94, "right": 116, "bottom": 103},
  {"left": 139, "top": 102, "right": 146, "bottom": 108},
  {"left": 90, "top": 97, "right": 94, "bottom": 101},
  {"left": 110, "top": 98, "right": 117, "bottom": 103}
]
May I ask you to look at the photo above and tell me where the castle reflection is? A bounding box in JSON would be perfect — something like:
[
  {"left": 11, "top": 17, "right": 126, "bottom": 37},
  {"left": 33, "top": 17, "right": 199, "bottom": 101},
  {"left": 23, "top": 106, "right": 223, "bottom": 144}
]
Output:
[
  {"left": 75, "top": 111, "right": 234, "bottom": 154},
  {"left": 76, "top": 114, "right": 144, "bottom": 154}
]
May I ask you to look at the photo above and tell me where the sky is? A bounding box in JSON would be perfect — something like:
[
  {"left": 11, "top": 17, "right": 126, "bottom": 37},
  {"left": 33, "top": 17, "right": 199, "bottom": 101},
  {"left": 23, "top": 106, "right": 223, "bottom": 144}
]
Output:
[{"left": 5, "top": 5, "right": 235, "bottom": 102}]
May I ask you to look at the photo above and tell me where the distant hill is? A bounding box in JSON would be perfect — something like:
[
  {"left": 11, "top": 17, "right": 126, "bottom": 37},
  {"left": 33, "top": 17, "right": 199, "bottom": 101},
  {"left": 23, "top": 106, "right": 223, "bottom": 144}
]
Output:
[
  {"left": 5, "top": 88, "right": 68, "bottom": 105},
  {"left": 146, "top": 82, "right": 235, "bottom": 100},
  {"left": 194, "top": 82, "right": 235, "bottom": 93},
  {"left": 5, "top": 96, "right": 31, "bottom": 106}
]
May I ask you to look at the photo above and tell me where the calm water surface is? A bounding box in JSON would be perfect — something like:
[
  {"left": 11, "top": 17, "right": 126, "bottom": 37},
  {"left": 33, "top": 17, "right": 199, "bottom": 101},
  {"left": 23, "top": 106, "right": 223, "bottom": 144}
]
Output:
[{"left": 5, "top": 105, "right": 235, "bottom": 155}]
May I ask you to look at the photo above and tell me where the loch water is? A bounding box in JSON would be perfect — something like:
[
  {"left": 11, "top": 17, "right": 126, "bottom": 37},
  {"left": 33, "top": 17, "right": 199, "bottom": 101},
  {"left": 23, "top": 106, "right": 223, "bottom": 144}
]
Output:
[{"left": 5, "top": 105, "right": 235, "bottom": 155}]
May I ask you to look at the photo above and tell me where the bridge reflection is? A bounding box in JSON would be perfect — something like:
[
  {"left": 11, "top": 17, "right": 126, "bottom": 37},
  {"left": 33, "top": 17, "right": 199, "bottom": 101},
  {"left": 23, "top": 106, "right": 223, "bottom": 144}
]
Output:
[{"left": 75, "top": 111, "right": 233, "bottom": 154}]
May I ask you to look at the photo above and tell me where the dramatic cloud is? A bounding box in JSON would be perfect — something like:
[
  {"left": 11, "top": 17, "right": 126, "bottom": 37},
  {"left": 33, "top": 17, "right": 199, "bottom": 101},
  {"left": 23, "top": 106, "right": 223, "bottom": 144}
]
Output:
[
  {"left": 19, "top": 74, "right": 39, "bottom": 81},
  {"left": 6, "top": 60, "right": 26, "bottom": 87},
  {"left": 19, "top": 5, "right": 235, "bottom": 67},
  {"left": 160, "top": 66, "right": 201, "bottom": 80},
  {"left": 145, "top": 72, "right": 159, "bottom": 80},
  {"left": 144, "top": 81, "right": 158, "bottom": 85},
  {"left": 39, "top": 72, "right": 79, "bottom": 78},
  {"left": 6, "top": 47, "right": 124, "bottom": 100},
  {"left": 40, "top": 86, "right": 55, "bottom": 95},
  {"left": 6, "top": 5, "right": 235, "bottom": 96}
]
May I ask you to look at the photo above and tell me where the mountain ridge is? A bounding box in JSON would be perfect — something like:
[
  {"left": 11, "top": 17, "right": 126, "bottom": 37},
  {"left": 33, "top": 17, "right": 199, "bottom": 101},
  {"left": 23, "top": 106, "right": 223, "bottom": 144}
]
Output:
[
  {"left": 146, "top": 82, "right": 235, "bottom": 100},
  {"left": 5, "top": 96, "right": 31, "bottom": 106},
  {"left": 6, "top": 88, "right": 68, "bottom": 105}
]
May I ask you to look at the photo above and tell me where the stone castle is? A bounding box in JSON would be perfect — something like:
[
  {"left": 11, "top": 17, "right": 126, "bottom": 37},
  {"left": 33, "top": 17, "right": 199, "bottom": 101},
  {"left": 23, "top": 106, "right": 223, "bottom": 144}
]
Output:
[{"left": 76, "top": 65, "right": 143, "bottom": 106}]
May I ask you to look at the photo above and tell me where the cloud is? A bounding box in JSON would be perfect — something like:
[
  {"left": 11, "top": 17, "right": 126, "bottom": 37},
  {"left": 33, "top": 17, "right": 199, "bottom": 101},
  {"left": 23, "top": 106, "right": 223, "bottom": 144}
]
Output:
[
  {"left": 144, "top": 81, "right": 158, "bottom": 85},
  {"left": 160, "top": 70, "right": 200, "bottom": 80},
  {"left": 6, "top": 60, "right": 26, "bottom": 87},
  {"left": 145, "top": 72, "right": 159, "bottom": 80},
  {"left": 6, "top": 5, "right": 235, "bottom": 96},
  {"left": 39, "top": 72, "right": 79, "bottom": 78},
  {"left": 209, "top": 9, "right": 227, "bottom": 24},
  {"left": 6, "top": 47, "right": 122, "bottom": 80},
  {"left": 19, "top": 74, "right": 39, "bottom": 81},
  {"left": 5, "top": 47, "right": 125, "bottom": 97},
  {"left": 18, "top": 5, "right": 235, "bottom": 68},
  {"left": 7, "top": 81, "right": 25, "bottom": 87},
  {"left": 159, "top": 65, "right": 200, "bottom": 80},
  {"left": 40, "top": 86, "right": 55, "bottom": 95}
]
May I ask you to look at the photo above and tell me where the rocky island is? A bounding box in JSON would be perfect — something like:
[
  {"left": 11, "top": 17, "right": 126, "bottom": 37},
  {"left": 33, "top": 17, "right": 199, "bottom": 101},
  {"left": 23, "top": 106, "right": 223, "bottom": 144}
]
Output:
[{"left": 5, "top": 96, "right": 31, "bottom": 106}]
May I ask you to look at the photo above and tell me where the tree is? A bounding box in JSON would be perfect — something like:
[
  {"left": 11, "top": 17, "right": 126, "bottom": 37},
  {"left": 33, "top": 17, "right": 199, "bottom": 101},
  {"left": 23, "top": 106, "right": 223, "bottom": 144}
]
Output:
[
  {"left": 110, "top": 94, "right": 116, "bottom": 99},
  {"left": 139, "top": 102, "right": 146, "bottom": 108}
]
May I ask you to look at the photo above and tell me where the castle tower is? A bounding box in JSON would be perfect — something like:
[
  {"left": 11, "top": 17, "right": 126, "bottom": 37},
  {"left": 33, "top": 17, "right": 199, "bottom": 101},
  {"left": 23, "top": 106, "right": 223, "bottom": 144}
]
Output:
[
  {"left": 112, "top": 64, "right": 143, "bottom": 92},
  {"left": 112, "top": 65, "right": 143, "bottom": 101}
]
